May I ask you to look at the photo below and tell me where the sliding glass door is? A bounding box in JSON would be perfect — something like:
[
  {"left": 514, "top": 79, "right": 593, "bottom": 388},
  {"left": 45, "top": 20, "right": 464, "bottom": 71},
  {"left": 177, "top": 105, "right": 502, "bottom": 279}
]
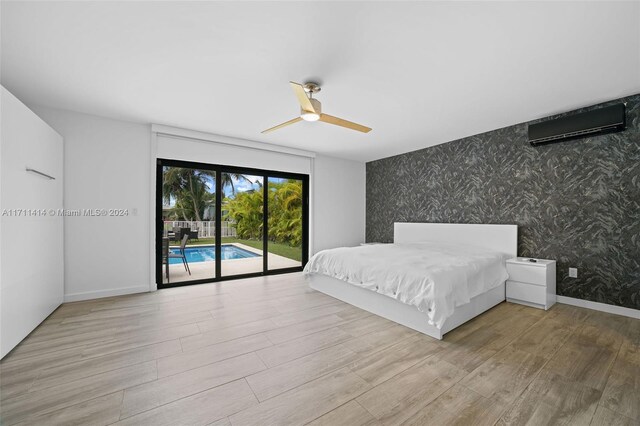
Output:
[
  {"left": 220, "top": 172, "right": 264, "bottom": 278},
  {"left": 267, "top": 177, "right": 304, "bottom": 271},
  {"left": 156, "top": 159, "right": 308, "bottom": 288},
  {"left": 160, "top": 165, "right": 217, "bottom": 285}
]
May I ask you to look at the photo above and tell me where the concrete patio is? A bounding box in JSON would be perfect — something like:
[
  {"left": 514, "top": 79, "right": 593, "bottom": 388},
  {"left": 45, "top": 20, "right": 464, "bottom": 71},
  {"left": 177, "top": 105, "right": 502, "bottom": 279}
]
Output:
[{"left": 162, "top": 242, "right": 301, "bottom": 284}]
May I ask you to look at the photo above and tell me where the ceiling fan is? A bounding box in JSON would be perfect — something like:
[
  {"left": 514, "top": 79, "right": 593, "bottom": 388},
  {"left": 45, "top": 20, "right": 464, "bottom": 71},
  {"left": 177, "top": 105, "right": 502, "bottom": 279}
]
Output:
[{"left": 262, "top": 82, "right": 372, "bottom": 134}]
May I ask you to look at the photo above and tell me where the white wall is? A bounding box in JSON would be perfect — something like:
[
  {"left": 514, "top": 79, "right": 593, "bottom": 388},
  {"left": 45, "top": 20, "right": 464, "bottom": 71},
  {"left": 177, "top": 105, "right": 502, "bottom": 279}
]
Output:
[
  {"left": 30, "top": 106, "right": 365, "bottom": 301},
  {"left": 32, "top": 106, "right": 151, "bottom": 301},
  {"left": 1, "top": 88, "right": 63, "bottom": 358},
  {"left": 313, "top": 155, "right": 365, "bottom": 253}
]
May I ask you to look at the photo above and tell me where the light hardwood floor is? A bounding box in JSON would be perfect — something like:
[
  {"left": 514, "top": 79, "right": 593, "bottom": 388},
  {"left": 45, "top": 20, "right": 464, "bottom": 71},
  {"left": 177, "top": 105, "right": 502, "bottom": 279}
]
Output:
[{"left": 1, "top": 273, "right": 638, "bottom": 425}]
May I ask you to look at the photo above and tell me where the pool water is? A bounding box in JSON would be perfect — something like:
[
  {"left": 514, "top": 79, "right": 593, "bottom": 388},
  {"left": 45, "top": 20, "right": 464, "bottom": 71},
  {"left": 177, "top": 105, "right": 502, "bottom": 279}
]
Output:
[{"left": 169, "top": 244, "right": 259, "bottom": 264}]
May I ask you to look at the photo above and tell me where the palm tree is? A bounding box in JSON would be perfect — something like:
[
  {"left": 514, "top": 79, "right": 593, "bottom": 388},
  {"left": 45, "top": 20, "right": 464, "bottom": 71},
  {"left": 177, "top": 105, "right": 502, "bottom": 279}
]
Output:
[
  {"left": 221, "top": 173, "right": 254, "bottom": 195},
  {"left": 163, "top": 168, "right": 216, "bottom": 221},
  {"left": 163, "top": 168, "right": 256, "bottom": 221}
]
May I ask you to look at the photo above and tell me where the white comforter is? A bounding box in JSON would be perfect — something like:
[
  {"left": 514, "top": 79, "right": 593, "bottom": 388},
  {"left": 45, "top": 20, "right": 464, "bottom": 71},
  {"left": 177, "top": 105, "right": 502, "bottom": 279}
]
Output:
[{"left": 303, "top": 242, "right": 509, "bottom": 329}]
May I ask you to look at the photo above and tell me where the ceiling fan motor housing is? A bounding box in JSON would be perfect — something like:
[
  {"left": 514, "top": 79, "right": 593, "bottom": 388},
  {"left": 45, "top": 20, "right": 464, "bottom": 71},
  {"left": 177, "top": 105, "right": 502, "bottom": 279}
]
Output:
[{"left": 303, "top": 82, "right": 321, "bottom": 94}]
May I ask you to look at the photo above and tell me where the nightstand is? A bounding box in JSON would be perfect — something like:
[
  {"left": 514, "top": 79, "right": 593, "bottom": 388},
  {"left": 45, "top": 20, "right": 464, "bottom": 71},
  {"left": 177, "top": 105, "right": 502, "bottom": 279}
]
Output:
[{"left": 506, "top": 257, "right": 556, "bottom": 310}]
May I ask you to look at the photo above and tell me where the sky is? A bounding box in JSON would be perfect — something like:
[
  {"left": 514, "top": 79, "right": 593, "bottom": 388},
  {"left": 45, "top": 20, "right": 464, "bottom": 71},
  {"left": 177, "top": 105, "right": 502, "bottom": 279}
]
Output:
[
  {"left": 226, "top": 175, "right": 262, "bottom": 197},
  {"left": 164, "top": 170, "right": 289, "bottom": 207}
]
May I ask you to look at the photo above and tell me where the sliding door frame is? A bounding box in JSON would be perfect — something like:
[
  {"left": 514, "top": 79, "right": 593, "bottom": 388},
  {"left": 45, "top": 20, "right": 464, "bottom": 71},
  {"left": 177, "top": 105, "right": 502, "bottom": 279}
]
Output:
[{"left": 156, "top": 158, "right": 309, "bottom": 289}]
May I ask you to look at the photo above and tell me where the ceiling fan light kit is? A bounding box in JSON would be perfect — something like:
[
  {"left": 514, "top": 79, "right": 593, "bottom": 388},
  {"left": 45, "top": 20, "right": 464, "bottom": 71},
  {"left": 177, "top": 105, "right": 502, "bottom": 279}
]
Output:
[
  {"left": 301, "top": 97, "right": 321, "bottom": 121},
  {"left": 262, "top": 81, "right": 371, "bottom": 134},
  {"left": 301, "top": 111, "right": 320, "bottom": 121}
]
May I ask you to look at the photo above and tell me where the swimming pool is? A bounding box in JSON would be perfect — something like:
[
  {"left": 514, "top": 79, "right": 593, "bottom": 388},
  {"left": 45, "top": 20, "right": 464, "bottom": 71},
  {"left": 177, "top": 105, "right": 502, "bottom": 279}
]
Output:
[{"left": 169, "top": 244, "right": 260, "bottom": 264}]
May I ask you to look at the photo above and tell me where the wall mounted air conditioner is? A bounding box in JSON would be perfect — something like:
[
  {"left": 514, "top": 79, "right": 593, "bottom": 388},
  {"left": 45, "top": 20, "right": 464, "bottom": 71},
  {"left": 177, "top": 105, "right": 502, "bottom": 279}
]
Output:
[{"left": 528, "top": 103, "right": 626, "bottom": 146}]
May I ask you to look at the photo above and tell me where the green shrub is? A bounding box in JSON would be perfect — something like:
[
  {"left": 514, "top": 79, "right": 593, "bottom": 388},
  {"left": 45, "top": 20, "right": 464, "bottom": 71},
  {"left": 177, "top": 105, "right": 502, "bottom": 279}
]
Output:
[
  {"left": 223, "top": 180, "right": 302, "bottom": 247},
  {"left": 223, "top": 190, "right": 264, "bottom": 240}
]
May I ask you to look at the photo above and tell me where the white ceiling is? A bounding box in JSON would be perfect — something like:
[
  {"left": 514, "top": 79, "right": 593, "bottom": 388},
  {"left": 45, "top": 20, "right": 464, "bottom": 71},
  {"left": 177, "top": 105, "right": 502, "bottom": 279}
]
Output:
[{"left": 2, "top": 1, "right": 639, "bottom": 162}]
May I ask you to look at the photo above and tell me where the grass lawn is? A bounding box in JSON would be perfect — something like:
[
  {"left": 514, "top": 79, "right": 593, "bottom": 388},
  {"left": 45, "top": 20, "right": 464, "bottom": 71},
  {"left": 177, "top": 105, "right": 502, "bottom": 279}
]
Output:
[{"left": 188, "top": 237, "right": 302, "bottom": 262}]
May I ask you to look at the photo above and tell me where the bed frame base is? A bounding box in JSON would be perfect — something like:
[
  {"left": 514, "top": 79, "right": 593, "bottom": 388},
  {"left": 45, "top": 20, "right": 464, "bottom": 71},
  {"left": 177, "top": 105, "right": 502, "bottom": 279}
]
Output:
[{"left": 308, "top": 274, "right": 505, "bottom": 340}]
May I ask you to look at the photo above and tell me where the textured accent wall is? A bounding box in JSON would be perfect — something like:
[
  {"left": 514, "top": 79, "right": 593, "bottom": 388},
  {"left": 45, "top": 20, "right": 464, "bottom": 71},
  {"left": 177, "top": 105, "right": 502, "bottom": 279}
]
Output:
[{"left": 366, "top": 95, "right": 640, "bottom": 309}]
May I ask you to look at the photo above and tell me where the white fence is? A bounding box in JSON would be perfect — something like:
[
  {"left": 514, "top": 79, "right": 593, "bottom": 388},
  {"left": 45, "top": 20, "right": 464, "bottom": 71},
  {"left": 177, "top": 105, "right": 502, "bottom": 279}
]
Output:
[{"left": 163, "top": 221, "right": 237, "bottom": 238}]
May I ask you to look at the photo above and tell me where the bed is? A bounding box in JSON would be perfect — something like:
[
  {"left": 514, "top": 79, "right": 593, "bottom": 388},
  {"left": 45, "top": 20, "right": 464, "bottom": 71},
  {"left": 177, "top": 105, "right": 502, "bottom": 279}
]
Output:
[{"left": 304, "top": 223, "right": 517, "bottom": 340}]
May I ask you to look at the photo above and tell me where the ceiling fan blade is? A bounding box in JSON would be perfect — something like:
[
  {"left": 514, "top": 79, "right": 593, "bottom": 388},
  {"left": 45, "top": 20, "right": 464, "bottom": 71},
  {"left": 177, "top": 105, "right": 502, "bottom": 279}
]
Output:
[
  {"left": 319, "top": 114, "right": 372, "bottom": 133},
  {"left": 290, "top": 81, "right": 316, "bottom": 113},
  {"left": 262, "top": 117, "right": 303, "bottom": 134}
]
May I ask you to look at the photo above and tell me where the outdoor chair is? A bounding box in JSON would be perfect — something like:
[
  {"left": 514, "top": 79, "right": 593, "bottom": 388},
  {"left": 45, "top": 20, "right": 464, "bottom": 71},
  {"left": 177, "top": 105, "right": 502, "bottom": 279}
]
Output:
[
  {"left": 162, "top": 237, "right": 170, "bottom": 283},
  {"left": 168, "top": 233, "right": 191, "bottom": 276}
]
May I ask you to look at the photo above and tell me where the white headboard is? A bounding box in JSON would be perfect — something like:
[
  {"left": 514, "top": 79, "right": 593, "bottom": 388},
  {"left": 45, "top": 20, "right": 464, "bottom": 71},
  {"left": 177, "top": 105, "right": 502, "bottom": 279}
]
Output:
[{"left": 394, "top": 223, "right": 517, "bottom": 258}]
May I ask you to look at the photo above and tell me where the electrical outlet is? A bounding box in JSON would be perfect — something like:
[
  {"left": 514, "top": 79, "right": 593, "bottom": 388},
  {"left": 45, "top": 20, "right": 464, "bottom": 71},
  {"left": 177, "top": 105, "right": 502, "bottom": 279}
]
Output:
[{"left": 569, "top": 267, "right": 578, "bottom": 278}]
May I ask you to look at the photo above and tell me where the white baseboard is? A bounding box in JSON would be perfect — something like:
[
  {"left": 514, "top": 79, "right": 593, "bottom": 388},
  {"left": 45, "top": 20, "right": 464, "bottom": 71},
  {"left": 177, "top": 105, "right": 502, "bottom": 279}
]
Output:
[
  {"left": 557, "top": 295, "right": 640, "bottom": 320},
  {"left": 64, "top": 285, "right": 150, "bottom": 303}
]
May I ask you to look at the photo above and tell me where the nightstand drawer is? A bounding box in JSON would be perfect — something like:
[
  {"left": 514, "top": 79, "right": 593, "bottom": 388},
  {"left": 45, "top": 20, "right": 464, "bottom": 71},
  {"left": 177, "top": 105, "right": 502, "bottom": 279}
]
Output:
[
  {"left": 506, "top": 263, "right": 547, "bottom": 286},
  {"left": 506, "top": 281, "right": 546, "bottom": 305}
]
